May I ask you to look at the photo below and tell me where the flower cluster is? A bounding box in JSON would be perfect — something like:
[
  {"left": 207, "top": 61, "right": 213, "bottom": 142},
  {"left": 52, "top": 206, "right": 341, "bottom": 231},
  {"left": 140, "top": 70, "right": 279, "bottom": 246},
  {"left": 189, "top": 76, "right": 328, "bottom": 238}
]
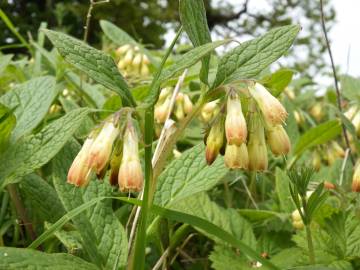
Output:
[
  {"left": 67, "top": 115, "right": 143, "bottom": 192},
  {"left": 204, "top": 83, "right": 291, "bottom": 171},
  {"left": 154, "top": 87, "right": 193, "bottom": 124},
  {"left": 115, "top": 44, "right": 150, "bottom": 77}
]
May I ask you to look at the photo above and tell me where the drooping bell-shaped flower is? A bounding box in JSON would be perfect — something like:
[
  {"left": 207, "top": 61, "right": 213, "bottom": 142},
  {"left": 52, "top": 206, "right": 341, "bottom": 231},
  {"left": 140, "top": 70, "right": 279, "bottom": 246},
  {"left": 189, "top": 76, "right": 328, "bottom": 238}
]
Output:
[
  {"left": 352, "top": 161, "right": 360, "bottom": 192},
  {"left": 205, "top": 114, "right": 225, "bottom": 165},
  {"left": 132, "top": 53, "right": 142, "bottom": 69},
  {"left": 116, "top": 44, "right": 131, "bottom": 57},
  {"left": 183, "top": 94, "right": 193, "bottom": 115},
  {"left": 248, "top": 112, "right": 268, "bottom": 171},
  {"left": 67, "top": 137, "right": 94, "bottom": 187},
  {"left": 88, "top": 120, "right": 120, "bottom": 174},
  {"left": 155, "top": 97, "right": 171, "bottom": 124},
  {"left": 265, "top": 124, "right": 291, "bottom": 156},
  {"left": 225, "top": 91, "right": 247, "bottom": 146},
  {"left": 118, "top": 121, "right": 143, "bottom": 192},
  {"left": 201, "top": 100, "right": 219, "bottom": 123},
  {"left": 248, "top": 83, "right": 288, "bottom": 126},
  {"left": 224, "top": 143, "right": 249, "bottom": 169}
]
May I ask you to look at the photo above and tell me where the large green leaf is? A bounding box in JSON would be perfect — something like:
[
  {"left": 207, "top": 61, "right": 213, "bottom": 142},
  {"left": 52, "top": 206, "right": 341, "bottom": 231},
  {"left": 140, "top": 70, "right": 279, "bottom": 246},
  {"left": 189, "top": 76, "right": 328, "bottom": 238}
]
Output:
[
  {"left": 0, "top": 76, "right": 56, "bottom": 140},
  {"left": 142, "top": 40, "right": 228, "bottom": 108},
  {"left": 154, "top": 144, "right": 228, "bottom": 207},
  {"left": 293, "top": 120, "right": 342, "bottom": 156},
  {"left": 52, "top": 139, "right": 128, "bottom": 269},
  {"left": 20, "top": 174, "right": 66, "bottom": 223},
  {"left": 43, "top": 29, "right": 135, "bottom": 107},
  {"left": 212, "top": 25, "right": 300, "bottom": 88},
  {"left": 172, "top": 192, "right": 256, "bottom": 248},
  {"left": 275, "top": 167, "right": 294, "bottom": 213},
  {"left": 179, "top": 0, "right": 212, "bottom": 84},
  {"left": 0, "top": 247, "right": 98, "bottom": 270},
  {"left": 0, "top": 108, "right": 90, "bottom": 188},
  {"left": 0, "top": 103, "right": 16, "bottom": 151}
]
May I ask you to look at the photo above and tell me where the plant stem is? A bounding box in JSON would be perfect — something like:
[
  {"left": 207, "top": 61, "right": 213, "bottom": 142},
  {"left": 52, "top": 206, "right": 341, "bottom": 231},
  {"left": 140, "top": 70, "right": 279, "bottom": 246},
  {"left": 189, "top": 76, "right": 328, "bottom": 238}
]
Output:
[
  {"left": 305, "top": 224, "right": 315, "bottom": 264},
  {"left": 319, "top": 0, "right": 354, "bottom": 165}
]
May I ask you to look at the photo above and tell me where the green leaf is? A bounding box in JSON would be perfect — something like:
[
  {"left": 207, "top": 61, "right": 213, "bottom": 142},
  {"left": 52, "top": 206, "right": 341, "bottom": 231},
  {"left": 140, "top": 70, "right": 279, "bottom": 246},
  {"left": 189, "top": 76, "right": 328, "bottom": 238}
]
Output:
[
  {"left": 100, "top": 20, "right": 157, "bottom": 66},
  {"left": 293, "top": 120, "right": 342, "bottom": 157},
  {"left": 43, "top": 29, "right": 135, "bottom": 107},
  {"left": 154, "top": 144, "right": 228, "bottom": 207},
  {"left": 52, "top": 140, "right": 128, "bottom": 269},
  {"left": 209, "top": 244, "right": 252, "bottom": 270},
  {"left": 261, "top": 68, "right": 294, "bottom": 97},
  {"left": 0, "top": 54, "right": 13, "bottom": 74},
  {"left": 0, "top": 103, "right": 16, "bottom": 152},
  {"left": 0, "top": 76, "right": 56, "bottom": 140},
  {"left": 212, "top": 25, "right": 300, "bottom": 88},
  {"left": 275, "top": 167, "right": 294, "bottom": 213},
  {"left": 0, "top": 247, "right": 98, "bottom": 270},
  {"left": 142, "top": 40, "right": 229, "bottom": 108},
  {"left": 238, "top": 209, "right": 288, "bottom": 223},
  {"left": 172, "top": 192, "right": 256, "bottom": 248},
  {"left": 0, "top": 108, "right": 90, "bottom": 188},
  {"left": 20, "top": 174, "right": 66, "bottom": 223},
  {"left": 179, "top": 0, "right": 212, "bottom": 84},
  {"left": 340, "top": 75, "right": 360, "bottom": 102}
]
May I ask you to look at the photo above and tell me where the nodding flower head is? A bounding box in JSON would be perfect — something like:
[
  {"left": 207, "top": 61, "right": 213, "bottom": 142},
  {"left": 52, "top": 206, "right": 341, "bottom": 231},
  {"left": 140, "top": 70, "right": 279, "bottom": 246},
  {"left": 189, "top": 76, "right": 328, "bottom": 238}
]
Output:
[
  {"left": 205, "top": 114, "right": 225, "bottom": 165},
  {"left": 224, "top": 143, "right": 249, "bottom": 169},
  {"left": 67, "top": 137, "right": 94, "bottom": 187},
  {"left": 88, "top": 120, "right": 120, "bottom": 174},
  {"left": 248, "top": 112, "right": 268, "bottom": 171},
  {"left": 265, "top": 124, "right": 291, "bottom": 156},
  {"left": 118, "top": 121, "right": 143, "bottom": 192},
  {"left": 225, "top": 91, "right": 247, "bottom": 146},
  {"left": 248, "top": 83, "right": 288, "bottom": 126}
]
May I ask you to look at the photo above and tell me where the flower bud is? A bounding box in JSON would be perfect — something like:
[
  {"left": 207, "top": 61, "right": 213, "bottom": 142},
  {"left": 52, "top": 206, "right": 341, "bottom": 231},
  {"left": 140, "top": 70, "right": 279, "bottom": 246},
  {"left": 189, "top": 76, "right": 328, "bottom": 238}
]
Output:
[
  {"left": 88, "top": 121, "right": 119, "bottom": 174},
  {"left": 124, "top": 49, "right": 134, "bottom": 65},
  {"left": 117, "top": 59, "right": 126, "bottom": 70},
  {"left": 154, "top": 97, "right": 171, "bottom": 123},
  {"left": 352, "top": 161, "right": 360, "bottom": 192},
  {"left": 331, "top": 141, "right": 345, "bottom": 158},
  {"left": 294, "top": 110, "right": 304, "bottom": 126},
  {"left": 116, "top": 44, "right": 131, "bottom": 57},
  {"left": 310, "top": 103, "right": 323, "bottom": 122},
  {"left": 312, "top": 151, "right": 321, "bottom": 171},
  {"left": 142, "top": 54, "right": 150, "bottom": 65},
  {"left": 248, "top": 113, "right": 268, "bottom": 171},
  {"left": 266, "top": 124, "right": 291, "bottom": 156},
  {"left": 225, "top": 92, "right": 247, "bottom": 146},
  {"left": 201, "top": 100, "right": 219, "bottom": 123},
  {"left": 291, "top": 208, "right": 304, "bottom": 230},
  {"left": 224, "top": 143, "right": 249, "bottom": 169},
  {"left": 248, "top": 83, "right": 288, "bottom": 125},
  {"left": 140, "top": 63, "right": 150, "bottom": 76},
  {"left": 118, "top": 123, "right": 143, "bottom": 192},
  {"left": 67, "top": 137, "right": 94, "bottom": 187},
  {"left": 183, "top": 94, "right": 193, "bottom": 115},
  {"left": 205, "top": 114, "right": 225, "bottom": 165},
  {"left": 132, "top": 53, "right": 142, "bottom": 69}
]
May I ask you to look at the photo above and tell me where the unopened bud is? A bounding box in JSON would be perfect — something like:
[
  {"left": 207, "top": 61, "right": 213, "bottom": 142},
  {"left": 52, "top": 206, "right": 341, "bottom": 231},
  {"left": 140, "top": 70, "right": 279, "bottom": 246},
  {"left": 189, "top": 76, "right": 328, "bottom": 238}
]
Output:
[
  {"left": 154, "top": 97, "right": 171, "bottom": 123},
  {"left": 312, "top": 151, "right": 321, "bottom": 171},
  {"left": 124, "top": 49, "right": 134, "bottom": 65},
  {"left": 88, "top": 121, "right": 119, "bottom": 174},
  {"left": 201, "top": 100, "right": 219, "bottom": 123},
  {"left": 225, "top": 92, "right": 247, "bottom": 146},
  {"left": 310, "top": 103, "right": 323, "bottom": 122},
  {"left": 248, "top": 113, "right": 268, "bottom": 171},
  {"left": 116, "top": 44, "right": 131, "bottom": 57},
  {"left": 183, "top": 94, "right": 193, "bottom": 115},
  {"left": 224, "top": 143, "right": 249, "bottom": 169},
  {"left": 67, "top": 137, "right": 94, "bottom": 187},
  {"left": 266, "top": 124, "right": 291, "bottom": 156},
  {"left": 248, "top": 83, "right": 288, "bottom": 125},
  {"left": 132, "top": 53, "right": 142, "bottom": 68},
  {"left": 291, "top": 208, "right": 304, "bottom": 230},
  {"left": 352, "top": 161, "right": 360, "bottom": 192},
  {"left": 119, "top": 122, "right": 143, "bottom": 192},
  {"left": 205, "top": 114, "right": 225, "bottom": 165},
  {"left": 140, "top": 63, "right": 150, "bottom": 76}
]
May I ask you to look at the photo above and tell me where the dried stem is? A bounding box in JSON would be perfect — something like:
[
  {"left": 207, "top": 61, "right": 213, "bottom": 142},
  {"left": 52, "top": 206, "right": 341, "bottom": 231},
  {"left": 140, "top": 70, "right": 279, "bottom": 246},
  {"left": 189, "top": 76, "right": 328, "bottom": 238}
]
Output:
[{"left": 319, "top": 0, "right": 354, "bottom": 165}]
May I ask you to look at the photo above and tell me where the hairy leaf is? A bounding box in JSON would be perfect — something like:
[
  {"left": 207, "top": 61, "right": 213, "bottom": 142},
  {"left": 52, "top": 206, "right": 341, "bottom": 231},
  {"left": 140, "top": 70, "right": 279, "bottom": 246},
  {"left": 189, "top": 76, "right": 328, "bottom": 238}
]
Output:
[
  {"left": 0, "top": 108, "right": 90, "bottom": 188},
  {"left": 0, "top": 103, "right": 16, "bottom": 151},
  {"left": 261, "top": 68, "right": 294, "bottom": 97},
  {"left": 0, "top": 76, "right": 56, "bottom": 140},
  {"left": 213, "top": 25, "right": 300, "bottom": 88},
  {"left": 43, "top": 29, "right": 135, "bottom": 107},
  {"left": 179, "top": 0, "right": 212, "bottom": 84}
]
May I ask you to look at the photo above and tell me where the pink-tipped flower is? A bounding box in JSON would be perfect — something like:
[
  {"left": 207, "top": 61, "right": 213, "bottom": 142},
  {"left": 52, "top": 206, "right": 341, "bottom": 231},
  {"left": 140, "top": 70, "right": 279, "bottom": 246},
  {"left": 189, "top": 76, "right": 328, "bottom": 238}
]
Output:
[
  {"left": 224, "top": 143, "right": 249, "bottom": 169},
  {"left": 248, "top": 113, "right": 268, "bottom": 171},
  {"left": 225, "top": 91, "right": 247, "bottom": 146},
  {"left": 248, "top": 83, "right": 288, "bottom": 125},
  {"left": 266, "top": 124, "right": 291, "bottom": 156},
  {"left": 205, "top": 114, "right": 225, "bottom": 165},
  {"left": 352, "top": 161, "right": 360, "bottom": 192},
  {"left": 67, "top": 137, "right": 94, "bottom": 187},
  {"left": 118, "top": 123, "right": 143, "bottom": 192},
  {"left": 88, "top": 121, "right": 119, "bottom": 174}
]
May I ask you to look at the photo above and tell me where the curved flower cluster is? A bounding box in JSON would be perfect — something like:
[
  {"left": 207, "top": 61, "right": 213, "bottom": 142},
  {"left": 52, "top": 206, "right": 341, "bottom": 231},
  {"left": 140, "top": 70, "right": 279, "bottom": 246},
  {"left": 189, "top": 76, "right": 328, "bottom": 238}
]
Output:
[
  {"left": 204, "top": 83, "right": 291, "bottom": 171},
  {"left": 154, "top": 87, "right": 193, "bottom": 124},
  {"left": 115, "top": 44, "right": 150, "bottom": 77},
  {"left": 67, "top": 115, "right": 143, "bottom": 192}
]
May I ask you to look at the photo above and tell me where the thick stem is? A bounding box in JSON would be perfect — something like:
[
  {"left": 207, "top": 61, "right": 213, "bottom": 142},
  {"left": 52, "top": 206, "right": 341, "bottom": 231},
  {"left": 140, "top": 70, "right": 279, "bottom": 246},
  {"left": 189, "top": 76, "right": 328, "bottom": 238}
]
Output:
[{"left": 319, "top": 0, "right": 354, "bottom": 165}]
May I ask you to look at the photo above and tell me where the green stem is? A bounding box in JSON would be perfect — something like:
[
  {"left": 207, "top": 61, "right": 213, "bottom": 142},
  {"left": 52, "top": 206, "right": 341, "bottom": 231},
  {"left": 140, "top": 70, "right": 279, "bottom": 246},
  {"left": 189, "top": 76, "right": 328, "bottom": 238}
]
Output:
[
  {"left": 0, "top": 192, "right": 9, "bottom": 226},
  {"left": 301, "top": 197, "right": 315, "bottom": 264}
]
